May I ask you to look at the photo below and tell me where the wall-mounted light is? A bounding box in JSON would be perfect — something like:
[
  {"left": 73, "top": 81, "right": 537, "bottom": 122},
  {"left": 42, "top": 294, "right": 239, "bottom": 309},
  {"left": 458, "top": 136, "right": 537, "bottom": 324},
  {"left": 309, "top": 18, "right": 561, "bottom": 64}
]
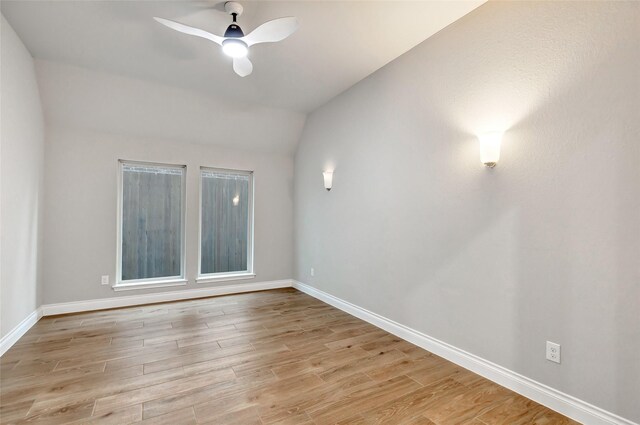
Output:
[
  {"left": 232, "top": 195, "right": 240, "bottom": 206},
  {"left": 478, "top": 132, "right": 503, "bottom": 168},
  {"left": 323, "top": 171, "right": 333, "bottom": 191}
]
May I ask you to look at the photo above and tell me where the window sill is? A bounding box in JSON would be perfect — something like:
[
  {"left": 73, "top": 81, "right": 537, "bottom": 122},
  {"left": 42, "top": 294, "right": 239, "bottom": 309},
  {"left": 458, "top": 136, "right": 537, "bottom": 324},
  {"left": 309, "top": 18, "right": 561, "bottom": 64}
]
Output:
[
  {"left": 112, "top": 279, "right": 188, "bottom": 292},
  {"left": 196, "top": 273, "right": 256, "bottom": 285}
]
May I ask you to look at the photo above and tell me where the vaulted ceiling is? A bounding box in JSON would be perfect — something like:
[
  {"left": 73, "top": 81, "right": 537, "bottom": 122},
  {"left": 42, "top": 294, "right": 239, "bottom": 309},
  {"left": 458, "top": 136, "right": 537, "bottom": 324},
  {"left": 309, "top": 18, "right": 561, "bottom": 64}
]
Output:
[{"left": 2, "top": 1, "right": 485, "bottom": 152}]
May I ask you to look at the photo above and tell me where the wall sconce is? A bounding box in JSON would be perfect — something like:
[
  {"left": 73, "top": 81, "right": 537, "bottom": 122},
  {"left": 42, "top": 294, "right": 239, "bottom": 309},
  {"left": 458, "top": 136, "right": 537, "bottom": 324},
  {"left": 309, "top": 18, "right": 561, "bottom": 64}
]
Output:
[
  {"left": 323, "top": 171, "right": 333, "bottom": 191},
  {"left": 232, "top": 195, "right": 240, "bottom": 206},
  {"left": 478, "top": 132, "right": 503, "bottom": 168}
]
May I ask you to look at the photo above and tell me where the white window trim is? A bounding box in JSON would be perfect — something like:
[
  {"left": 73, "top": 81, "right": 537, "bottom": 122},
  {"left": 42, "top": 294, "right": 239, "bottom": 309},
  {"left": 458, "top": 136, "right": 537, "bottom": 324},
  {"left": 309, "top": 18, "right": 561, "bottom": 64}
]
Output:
[
  {"left": 112, "top": 279, "right": 188, "bottom": 292},
  {"left": 114, "top": 159, "right": 187, "bottom": 290},
  {"left": 196, "top": 272, "right": 256, "bottom": 285},
  {"left": 197, "top": 167, "right": 254, "bottom": 283}
]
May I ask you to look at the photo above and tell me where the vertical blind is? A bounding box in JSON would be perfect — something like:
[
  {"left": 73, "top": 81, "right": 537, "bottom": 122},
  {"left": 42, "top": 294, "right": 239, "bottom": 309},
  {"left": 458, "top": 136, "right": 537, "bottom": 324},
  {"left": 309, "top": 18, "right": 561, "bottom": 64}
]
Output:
[
  {"left": 200, "top": 170, "right": 250, "bottom": 275},
  {"left": 121, "top": 163, "right": 184, "bottom": 281}
]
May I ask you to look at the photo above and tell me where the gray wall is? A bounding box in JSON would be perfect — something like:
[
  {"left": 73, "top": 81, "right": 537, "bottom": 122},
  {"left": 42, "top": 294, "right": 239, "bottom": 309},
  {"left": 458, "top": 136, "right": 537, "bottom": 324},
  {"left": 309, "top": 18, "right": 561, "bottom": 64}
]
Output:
[
  {"left": 294, "top": 2, "right": 639, "bottom": 422},
  {"left": 34, "top": 59, "right": 306, "bottom": 155},
  {"left": 44, "top": 127, "right": 293, "bottom": 304},
  {"left": 0, "top": 15, "right": 45, "bottom": 338}
]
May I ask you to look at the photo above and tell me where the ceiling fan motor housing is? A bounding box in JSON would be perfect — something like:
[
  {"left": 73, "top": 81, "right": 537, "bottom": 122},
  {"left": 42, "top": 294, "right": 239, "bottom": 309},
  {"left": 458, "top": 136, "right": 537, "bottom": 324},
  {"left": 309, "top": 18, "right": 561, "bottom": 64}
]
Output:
[
  {"left": 224, "top": 23, "right": 245, "bottom": 38},
  {"left": 224, "top": 2, "right": 245, "bottom": 38}
]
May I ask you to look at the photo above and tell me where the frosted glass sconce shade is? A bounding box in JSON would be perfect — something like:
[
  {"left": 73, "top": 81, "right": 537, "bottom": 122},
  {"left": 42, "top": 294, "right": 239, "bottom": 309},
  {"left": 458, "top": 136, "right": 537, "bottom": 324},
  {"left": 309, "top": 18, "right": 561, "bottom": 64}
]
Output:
[
  {"left": 478, "top": 132, "right": 503, "bottom": 168},
  {"left": 323, "top": 171, "right": 333, "bottom": 191}
]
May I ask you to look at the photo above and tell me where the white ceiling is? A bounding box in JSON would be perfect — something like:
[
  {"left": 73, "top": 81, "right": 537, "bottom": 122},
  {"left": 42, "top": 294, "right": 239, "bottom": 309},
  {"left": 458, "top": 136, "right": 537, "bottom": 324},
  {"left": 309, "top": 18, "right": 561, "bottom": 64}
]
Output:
[{"left": 2, "top": 1, "right": 485, "bottom": 113}]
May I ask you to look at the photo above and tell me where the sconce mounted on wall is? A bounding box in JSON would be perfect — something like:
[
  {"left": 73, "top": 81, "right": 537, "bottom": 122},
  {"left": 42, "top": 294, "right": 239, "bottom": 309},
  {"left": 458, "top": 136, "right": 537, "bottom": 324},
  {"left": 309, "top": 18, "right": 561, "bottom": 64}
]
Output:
[
  {"left": 323, "top": 171, "right": 333, "bottom": 191},
  {"left": 478, "top": 132, "right": 503, "bottom": 168}
]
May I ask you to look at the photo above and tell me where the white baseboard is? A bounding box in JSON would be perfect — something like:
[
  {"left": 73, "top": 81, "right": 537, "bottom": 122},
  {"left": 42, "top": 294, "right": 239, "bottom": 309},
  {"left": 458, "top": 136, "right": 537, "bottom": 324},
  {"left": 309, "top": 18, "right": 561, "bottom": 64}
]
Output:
[
  {"left": 0, "top": 308, "right": 43, "bottom": 356},
  {"left": 1, "top": 279, "right": 292, "bottom": 357},
  {"left": 292, "top": 280, "right": 636, "bottom": 425},
  {"left": 3, "top": 280, "right": 634, "bottom": 425},
  {"left": 41, "top": 279, "right": 293, "bottom": 316}
]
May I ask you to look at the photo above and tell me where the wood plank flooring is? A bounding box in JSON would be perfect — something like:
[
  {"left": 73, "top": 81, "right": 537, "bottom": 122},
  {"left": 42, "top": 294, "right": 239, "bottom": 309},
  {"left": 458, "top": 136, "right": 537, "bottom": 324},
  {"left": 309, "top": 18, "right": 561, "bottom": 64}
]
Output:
[{"left": 0, "top": 288, "right": 580, "bottom": 424}]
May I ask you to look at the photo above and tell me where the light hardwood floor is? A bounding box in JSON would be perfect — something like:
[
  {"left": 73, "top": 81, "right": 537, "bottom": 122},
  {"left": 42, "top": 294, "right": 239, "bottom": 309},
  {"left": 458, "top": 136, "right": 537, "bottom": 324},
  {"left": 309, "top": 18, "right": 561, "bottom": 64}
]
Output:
[{"left": 0, "top": 288, "right": 579, "bottom": 425}]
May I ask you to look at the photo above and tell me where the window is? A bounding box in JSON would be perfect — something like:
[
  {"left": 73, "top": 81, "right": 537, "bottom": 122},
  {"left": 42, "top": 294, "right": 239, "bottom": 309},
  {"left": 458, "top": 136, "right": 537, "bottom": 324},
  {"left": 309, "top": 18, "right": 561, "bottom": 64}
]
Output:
[
  {"left": 116, "top": 161, "right": 186, "bottom": 288},
  {"left": 199, "top": 168, "right": 254, "bottom": 281}
]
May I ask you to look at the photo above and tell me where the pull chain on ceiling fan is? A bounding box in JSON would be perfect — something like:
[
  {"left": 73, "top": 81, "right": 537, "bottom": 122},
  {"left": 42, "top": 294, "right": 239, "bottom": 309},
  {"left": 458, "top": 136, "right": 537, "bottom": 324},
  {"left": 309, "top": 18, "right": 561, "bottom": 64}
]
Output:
[{"left": 154, "top": 1, "right": 299, "bottom": 77}]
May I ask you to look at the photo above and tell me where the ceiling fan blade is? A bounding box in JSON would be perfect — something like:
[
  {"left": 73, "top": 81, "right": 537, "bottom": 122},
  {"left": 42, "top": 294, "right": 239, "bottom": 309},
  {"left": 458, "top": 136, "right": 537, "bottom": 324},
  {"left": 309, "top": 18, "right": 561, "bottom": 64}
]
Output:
[
  {"left": 153, "top": 17, "right": 224, "bottom": 45},
  {"left": 233, "top": 56, "right": 253, "bottom": 77},
  {"left": 242, "top": 17, "right": 299, "bottom": 46}
]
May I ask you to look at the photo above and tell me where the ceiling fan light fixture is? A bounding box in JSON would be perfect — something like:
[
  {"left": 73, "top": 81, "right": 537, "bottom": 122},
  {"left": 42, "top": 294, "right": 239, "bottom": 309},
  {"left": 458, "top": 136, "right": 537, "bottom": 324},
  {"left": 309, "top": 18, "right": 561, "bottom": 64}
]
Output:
[
  {"left": 155, "top": 1, "right": 299, "bottom": 76},
  {"left": 222, "top": 38, "right": 248, "bottom": 58}
]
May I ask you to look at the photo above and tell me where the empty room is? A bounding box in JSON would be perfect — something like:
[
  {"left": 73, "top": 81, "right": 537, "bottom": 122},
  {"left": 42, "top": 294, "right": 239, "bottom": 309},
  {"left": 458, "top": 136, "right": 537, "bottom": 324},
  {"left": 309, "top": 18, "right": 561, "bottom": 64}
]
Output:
[{"left": 0, "top": 0, "right": 638, "bottom": 424}]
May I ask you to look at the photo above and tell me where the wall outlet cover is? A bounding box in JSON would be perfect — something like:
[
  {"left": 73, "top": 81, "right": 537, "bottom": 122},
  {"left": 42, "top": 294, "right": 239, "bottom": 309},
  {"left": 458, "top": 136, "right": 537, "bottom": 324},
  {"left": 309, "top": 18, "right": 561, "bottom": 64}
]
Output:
[{"left": 546, "top": 341, "right": 561, "bottom": 364}]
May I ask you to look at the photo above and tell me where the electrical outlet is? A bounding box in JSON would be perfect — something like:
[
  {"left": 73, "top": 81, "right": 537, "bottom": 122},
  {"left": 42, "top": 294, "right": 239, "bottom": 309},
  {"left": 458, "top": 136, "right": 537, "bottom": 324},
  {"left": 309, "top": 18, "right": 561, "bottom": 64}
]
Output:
[
  {"left": 546, "top": 341, "right": 561, "bottom": 364},
  {"left": 101, "top": 275, "right": 110, "bottom": 285},
  {"left": 310, "top": 268, "right": 315, "bottom": 277}
]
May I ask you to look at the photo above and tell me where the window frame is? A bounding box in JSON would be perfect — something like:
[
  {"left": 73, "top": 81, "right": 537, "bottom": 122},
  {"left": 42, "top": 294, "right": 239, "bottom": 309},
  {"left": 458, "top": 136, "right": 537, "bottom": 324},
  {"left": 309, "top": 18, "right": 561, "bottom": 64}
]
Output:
[
  {"left": 196, "top": 166, "right": 255, "bottom": 284},
  {"left": 114, "top": 159, "right": 188, "bottom": 291}
]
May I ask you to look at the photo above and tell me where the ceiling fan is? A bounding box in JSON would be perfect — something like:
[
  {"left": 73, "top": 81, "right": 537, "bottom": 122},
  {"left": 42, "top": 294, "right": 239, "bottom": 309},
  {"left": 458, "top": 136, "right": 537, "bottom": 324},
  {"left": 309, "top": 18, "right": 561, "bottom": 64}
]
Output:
[{"left": 154, "top": 2, "right": 299, "bottom": 77}]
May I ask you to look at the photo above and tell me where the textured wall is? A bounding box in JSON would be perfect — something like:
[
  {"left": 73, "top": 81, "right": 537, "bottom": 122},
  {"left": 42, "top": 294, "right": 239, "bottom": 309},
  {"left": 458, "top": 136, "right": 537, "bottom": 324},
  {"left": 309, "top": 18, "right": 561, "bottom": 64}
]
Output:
[
  {"left": 34, "top": 60, "right": 306, "bottom": 154},
  {"left": 0, "top": 15, "right": 45, "bottom": 338},
  {"left": 44, "top": 128, "right": 293, "bottom": 304},
  {"left": 294, "top": 1, "right": 639, "bottom": 421}
]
